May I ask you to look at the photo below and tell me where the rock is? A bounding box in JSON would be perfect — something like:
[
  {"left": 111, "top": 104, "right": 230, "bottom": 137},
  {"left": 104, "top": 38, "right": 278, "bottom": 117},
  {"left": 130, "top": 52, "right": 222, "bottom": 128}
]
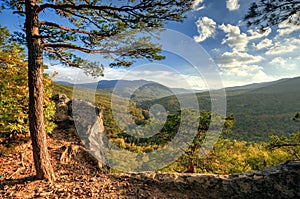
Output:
[
  {"left": 52, "top": 94, "right": 109, "bottom": 170},
  {"left": 113, "top": 161, "right": 300, "bottom": 199},
  {"left": 52, "top": 94, "right": 72, "bottom": 122}
]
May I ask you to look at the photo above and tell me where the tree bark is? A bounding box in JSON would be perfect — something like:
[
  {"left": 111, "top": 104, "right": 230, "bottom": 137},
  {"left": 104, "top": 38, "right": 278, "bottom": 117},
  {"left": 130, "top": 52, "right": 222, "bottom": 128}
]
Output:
[{"left": 25, "top": 0, "right": 55, "bottom": 182}]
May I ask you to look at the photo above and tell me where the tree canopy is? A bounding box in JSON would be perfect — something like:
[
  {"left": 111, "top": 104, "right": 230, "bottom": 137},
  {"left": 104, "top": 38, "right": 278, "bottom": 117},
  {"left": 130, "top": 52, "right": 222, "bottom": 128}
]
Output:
[
  {"left": 1, "top": 0, "right": 194, "bottom": 181},
  {"left": 244, "top": 0, "right": 300, "bottom": 29},
  {"left": 4, "top": 0, "right": 194, "bottom": 74},
  {"left": 0, "top": 26, "right": 55, "bottom": 135}
]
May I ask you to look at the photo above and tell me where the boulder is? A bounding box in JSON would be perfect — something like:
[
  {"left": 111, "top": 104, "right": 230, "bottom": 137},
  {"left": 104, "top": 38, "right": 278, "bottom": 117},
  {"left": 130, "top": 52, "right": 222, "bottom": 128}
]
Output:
[{"left": 52, "top": 94, "right": 109, "bottom": 169}]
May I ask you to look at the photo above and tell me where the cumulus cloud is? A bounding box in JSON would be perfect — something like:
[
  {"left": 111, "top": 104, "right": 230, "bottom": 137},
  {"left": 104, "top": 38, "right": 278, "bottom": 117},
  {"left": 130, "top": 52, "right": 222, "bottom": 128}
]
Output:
[
  {"left": 223, "top": 65, "right": 262, "bottom": 76},
  {"left": 248, "top": 28, "right": 271, "bottom": 39},
  {"left": 270, "top": 57, "right": 287, "bottom": 66},
  {"left": 46, "top": 64, "right": 209, "bottom": 90},
  {"left": 194, "top": 17, "right": 217, "bottom": 42},
  {"left": 216, "top": 51, "right": 264, "bottom": 67},
  {"left": 266, "top": 40, "right": 298, "bottom": 55},
  {"left": 45, "top": 65, "right": 99, "bottom": 83},
  {"left": 253, "top": 38, "right": 273, "bottom": 50},
  {"left": 276, "top": 18, "right": 300, "bottom": 37},
  {"left": 220, "top": 63, "right": 276, "bottom": 86},
  {"left": 270, "top": 57, "right": 296, "bottom": 70},
  {"left": 215, "top": 50, "right": 269, "bottom": 83},
  {"left": 219, "top": 24, "right": 271, "bottom": 51},
  {"left": 192, "top": 0, "right": 205, "bottom": 11},
  {"left": 226, "top": 0, "right": 240, "bottom": 11},
  {"left": 219, "top": 62, "right": 274, "bottom": 85},
  {"left": 251, "top": 70, "right": 274, "bottom": 82}
]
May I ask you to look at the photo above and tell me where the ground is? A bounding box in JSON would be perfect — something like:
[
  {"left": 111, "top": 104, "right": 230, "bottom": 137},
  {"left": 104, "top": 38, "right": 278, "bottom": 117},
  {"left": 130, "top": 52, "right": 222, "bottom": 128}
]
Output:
[
  {"left": 0, "top": 125, "right": 192, "bottom": 199},
  {"left": 1, "top": 123, "right": 300, "bottom": 199}
]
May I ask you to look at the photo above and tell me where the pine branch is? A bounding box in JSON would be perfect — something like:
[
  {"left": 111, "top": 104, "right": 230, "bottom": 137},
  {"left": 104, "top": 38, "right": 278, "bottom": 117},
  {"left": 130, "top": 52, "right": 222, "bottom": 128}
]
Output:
[
  {"left": 39, "top": 21, "right": 91, "bottom": 35},
  {"left": 44, "top": 47, "right": 79, "bottom": 67},
  {"left": 37, "top": 3, "right": 135, "bottom": 14},
  {"left": 43, "top": 43, "right": 115, "bottom": 54}
]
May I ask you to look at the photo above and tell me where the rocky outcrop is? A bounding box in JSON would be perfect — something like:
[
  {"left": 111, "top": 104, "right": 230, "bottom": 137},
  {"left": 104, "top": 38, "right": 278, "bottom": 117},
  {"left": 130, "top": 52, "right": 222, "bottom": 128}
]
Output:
[
  {"left": 52, "top": 94, "right": 300, "bottom": 198},
  {"left": 52, "top": 94, "right": 108, "bottom": 168},
  {"left": 115, "top": 160, "right": 300, "bottom": 199},
  {"left": 52, "top": 93, "right": 72, "bottom": 122}
]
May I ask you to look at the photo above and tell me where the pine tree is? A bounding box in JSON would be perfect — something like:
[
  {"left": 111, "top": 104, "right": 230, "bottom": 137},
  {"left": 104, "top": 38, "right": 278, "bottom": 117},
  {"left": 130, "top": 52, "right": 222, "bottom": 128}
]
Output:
[
  {"left": 244, "top": 0, "right": 300, "bottom": 30},
  {"left": 2, "top": 0, "right": 194, "bottom": 182}
]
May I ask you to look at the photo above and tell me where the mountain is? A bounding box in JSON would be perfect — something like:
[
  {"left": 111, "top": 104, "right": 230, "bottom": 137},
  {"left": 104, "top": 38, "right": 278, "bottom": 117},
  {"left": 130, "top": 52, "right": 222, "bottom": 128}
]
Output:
[
  {"left": 55, "top": 77, "right": 300, "bottom": 142},
  {"left": 225, "top": 78, "right": 290, "bottom": 92},
  {"left": 138, "top": 77, "right": 300, "bottom": 142},
  {"left": 225, "top": 77, "right": 300, "bottom": 141},
  {"left": 59, "top": 79, "right": 194, "bottom": 102}
]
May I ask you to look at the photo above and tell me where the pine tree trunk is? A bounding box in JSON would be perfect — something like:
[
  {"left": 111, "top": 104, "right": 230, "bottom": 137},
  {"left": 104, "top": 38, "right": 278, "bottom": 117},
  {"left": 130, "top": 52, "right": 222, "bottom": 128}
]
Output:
[{"left": 25, "top": 0, "right": 56, "bottom": 182}]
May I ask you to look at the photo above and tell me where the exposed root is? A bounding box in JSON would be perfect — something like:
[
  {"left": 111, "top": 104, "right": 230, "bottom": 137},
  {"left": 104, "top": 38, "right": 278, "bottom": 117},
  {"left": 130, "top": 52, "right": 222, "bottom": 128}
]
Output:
[
  {"left": 7, "top": 167, "right": 24, "bottom": 179},
  {"left": 59, "top": 144, "right": 109, "bottom": 173},
  {"left": 60, "top": 144, "right": 83, "bottom": 163}
]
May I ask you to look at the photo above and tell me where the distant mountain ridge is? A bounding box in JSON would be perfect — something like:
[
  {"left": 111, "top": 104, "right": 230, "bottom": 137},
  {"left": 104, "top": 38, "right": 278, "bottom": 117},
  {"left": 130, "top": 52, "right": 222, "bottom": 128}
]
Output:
[
  {"left": 56, "top": 77, "right": 299, "bottom": 95},
  {"left": 57, "top": 79, "right": 197, "bottom": 101},
  {"left": 55, "top": 77, "right": 300, "bottom": 142},
  {"left": 135, "top": 76, "right": 300, "bottom": 141},
  {"left": 225, "top": 78, "right": 290, "bottom": 92}
]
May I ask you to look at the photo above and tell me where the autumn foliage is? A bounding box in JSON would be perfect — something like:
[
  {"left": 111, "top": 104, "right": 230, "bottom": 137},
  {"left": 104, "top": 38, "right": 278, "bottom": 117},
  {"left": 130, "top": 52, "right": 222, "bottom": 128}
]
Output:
[{"left": 0, "top": 26, "right": 56, "bottom": 137}]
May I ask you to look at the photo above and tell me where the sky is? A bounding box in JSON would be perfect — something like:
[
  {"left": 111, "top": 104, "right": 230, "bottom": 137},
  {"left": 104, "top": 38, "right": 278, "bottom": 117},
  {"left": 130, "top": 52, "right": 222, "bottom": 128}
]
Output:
[{"left": 0, "top": 0, "right": 300, "bottom": 90}]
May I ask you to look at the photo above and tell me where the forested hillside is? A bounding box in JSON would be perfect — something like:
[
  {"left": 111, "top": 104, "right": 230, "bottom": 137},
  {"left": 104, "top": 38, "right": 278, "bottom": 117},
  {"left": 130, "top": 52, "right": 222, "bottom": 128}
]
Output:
[
  {"left": 52, "top": 81, "right": 299, "bottom": 174},
  {"left": 133, "top": 77, "right": 300, "bottom": 142}
]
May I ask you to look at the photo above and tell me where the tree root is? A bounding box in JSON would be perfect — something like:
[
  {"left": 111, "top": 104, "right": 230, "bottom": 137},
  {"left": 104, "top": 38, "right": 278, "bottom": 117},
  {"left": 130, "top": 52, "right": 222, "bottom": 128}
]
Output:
[
  {"left": 60, "top": 144, "right": 83, "bottom": 163},
  {"left": 59, "top": 144, "right": 109, "bottom": 173}
]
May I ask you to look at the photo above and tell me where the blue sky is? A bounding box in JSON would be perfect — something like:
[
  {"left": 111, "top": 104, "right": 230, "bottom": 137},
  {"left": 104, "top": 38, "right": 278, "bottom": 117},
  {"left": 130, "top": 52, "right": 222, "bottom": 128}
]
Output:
[{"left": 0, "top": 0, "right": 300, "bottom": 89}]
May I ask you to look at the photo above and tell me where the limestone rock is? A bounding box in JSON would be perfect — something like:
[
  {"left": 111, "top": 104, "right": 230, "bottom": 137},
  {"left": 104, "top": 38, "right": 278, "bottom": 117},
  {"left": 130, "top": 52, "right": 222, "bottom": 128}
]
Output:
[
  {"left": 52, "top": 94, "right": 72, "bottom": 122},
  {"left": 116, "top": 160, "right": 300, "bottom": 198},
  {"left": 52, "top": 94, "right": 109, "bottom": 169}
]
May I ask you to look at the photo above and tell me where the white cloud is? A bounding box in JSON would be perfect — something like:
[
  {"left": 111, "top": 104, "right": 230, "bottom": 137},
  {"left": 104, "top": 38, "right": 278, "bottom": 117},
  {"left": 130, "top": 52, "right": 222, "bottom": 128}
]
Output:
[
  {"left": 270, "top": 57, "right": 296, "bottom": 70},
  {"left": 266, "top": 41, "right": 298, "bottom": 55},
  {"left": 218, "top": 24, "right": 271, "bottom": 51},
  {"left": 45, "top": 64, "right": 210, "bottom": 90},
  {"left": 216, "top": 51, "right": 264, "bottom": 67},
  {"left": 194, "top": 17, "right": 217, "bottom": 42},
  {"left": 192, "top": 0, "right": 205, "bottom": 11},
  {"left": 277, "top": 19, "right": 300, "bottom": 37},
  {"left": 220, "top": 64, "right": 275, "bottom": 86},
  {"left": 286, "top": 37, "right": 300, "bottom": 45},
  {"left": 214, "top": 50, "right": 272, "bottom": 84},
  {"left": 45, "top": 65, "right": 99, "bottom": 83},
  {"left": 223, "top": 65, "right": 262, "bottom": 77},
  {"left": 248, "top": 28, "right": 271, "bottom": 39},
  {"left": 252, "top": 70, "right": 274, "bottom": 82},
  {"left": 253, "top": 38, "right": 273, "bottom": 50},
  {"left": 226, "top": 0, "right": 240, "bottom": 11},
  {"left": 270, "top": 57, "right": 287, "bottom": 66},
  {"left": 104, "top": 67, "right": 208, "bottom": 90},
  {"left": 219, "top": 24, "right": 248, "bottom": 51}
]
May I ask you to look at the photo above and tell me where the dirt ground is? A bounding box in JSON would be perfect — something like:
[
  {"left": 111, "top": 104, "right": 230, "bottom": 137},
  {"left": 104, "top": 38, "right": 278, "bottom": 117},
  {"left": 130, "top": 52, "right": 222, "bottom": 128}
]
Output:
[{"left": 0, "top": 126, "right": 195, "bottom": 199}]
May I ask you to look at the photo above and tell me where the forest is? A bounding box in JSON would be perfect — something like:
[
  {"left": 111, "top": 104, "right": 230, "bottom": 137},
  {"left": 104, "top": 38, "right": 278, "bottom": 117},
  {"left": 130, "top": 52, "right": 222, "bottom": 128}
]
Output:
[
  {"left": 1, "top": 36, "right": 299, "bottom": 173},
  {"left": 0, "top": 0, "right": 300, "bottom": 198}
]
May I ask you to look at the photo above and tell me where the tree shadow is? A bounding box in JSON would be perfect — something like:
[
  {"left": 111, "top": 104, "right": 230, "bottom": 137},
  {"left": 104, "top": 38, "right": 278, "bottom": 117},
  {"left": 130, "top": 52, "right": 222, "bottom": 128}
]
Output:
[{"left": 0, "top": 176, "right": 36, "bottom": 190}]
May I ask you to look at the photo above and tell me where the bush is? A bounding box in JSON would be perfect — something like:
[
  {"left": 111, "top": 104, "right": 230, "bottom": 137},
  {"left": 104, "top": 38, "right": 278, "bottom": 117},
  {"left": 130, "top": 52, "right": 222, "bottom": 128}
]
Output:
[{"left": 0, "top": 26, "right": 56, "bottom": 138}]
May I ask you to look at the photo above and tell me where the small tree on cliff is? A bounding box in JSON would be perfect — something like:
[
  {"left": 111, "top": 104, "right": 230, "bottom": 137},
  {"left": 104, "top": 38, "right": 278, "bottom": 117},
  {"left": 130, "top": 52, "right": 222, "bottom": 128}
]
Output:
[{"left": 2, "top": 0, "right": 194, "bottom": 182}]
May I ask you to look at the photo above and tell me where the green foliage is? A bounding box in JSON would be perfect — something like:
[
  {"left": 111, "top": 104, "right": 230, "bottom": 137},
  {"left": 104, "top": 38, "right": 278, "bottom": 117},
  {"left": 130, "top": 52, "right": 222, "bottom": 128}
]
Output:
[
  {"left": 0, "top": 26, "right": 56, "bottom": 137},
  {"left": 244, "top": 0, "right": 300, "bottom": 30},
  {"left": 2, "top": 0, "right": 194, "bottom": 76},
  {"left": 53, "top": 83, "right": 298, "bottom": 174},
  {"left": 164, "top": 137, "right": 296, "bottom": 174},
  {"left": 268, "top": 132, "right": 300, "bottom": 159},
  {"left": 140, "top": 78, "right": 300, "bottom": 142}
]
